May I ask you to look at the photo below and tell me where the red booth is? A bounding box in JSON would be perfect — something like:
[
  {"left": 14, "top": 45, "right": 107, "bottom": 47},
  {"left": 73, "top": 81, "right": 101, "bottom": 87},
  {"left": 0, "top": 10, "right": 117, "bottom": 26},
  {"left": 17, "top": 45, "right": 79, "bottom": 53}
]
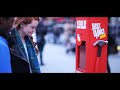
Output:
[{"left": 76, "top": 17, "right": 108, "bottom": 73}]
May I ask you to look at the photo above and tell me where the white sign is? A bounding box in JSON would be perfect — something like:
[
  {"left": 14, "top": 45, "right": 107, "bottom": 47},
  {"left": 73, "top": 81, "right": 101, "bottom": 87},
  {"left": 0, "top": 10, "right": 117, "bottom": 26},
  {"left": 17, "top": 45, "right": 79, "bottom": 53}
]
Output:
[
  {"left": 77, "top": 20, "right": 86, "bottom": 29},
  {"left": 77, "top": 34, "right": 81, "bottom": 42},
  {"left": 92, "top": 23, "right": 106, "bottom": 39}
]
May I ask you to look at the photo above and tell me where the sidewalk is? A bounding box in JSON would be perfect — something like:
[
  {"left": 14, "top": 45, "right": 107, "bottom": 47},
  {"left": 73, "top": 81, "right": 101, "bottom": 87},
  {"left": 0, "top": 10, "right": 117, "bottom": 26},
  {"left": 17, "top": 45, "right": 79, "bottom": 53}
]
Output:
[{"left": 108, "top": 52, "right": 120, "bottom": 73}]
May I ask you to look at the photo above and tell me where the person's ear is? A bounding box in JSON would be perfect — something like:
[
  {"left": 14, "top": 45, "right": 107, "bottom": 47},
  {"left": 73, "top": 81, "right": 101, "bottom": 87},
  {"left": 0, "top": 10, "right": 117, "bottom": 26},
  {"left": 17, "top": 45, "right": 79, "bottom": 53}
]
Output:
[{"left": 20, "top": 23, "right": 25, "bottom": 28}]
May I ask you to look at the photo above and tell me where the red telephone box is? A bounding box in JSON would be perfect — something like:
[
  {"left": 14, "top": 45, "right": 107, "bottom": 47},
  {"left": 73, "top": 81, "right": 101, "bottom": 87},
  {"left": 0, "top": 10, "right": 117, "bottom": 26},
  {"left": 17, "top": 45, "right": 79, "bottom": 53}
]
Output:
[{"left": 76, "top": 17, "right": 108, "bottom": 73}]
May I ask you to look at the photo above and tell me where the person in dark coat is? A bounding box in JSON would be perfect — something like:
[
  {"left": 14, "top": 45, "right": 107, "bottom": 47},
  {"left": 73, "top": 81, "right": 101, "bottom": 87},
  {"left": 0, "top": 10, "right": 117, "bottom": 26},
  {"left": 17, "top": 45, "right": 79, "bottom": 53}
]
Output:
[
  {"left": 36, "top": 18, "right": 47, "bottom": 65},
  {"left": 10, "top": 17, "right": 41, "bottom": 73}
]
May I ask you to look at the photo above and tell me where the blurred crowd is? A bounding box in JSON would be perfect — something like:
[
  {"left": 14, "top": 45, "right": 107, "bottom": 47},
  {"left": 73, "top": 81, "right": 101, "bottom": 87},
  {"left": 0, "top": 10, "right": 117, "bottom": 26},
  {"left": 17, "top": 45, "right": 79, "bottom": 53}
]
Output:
[{"left": 38, "top": 17, "right": 76, "bottom": 54}]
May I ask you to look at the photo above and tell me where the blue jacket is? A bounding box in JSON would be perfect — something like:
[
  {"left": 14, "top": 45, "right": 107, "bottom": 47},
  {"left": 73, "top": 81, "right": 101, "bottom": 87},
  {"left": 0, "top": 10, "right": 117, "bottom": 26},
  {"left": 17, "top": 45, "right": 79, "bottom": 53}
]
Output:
[{"left": 0, "top": 36, "right": 12, "bottom": 73}]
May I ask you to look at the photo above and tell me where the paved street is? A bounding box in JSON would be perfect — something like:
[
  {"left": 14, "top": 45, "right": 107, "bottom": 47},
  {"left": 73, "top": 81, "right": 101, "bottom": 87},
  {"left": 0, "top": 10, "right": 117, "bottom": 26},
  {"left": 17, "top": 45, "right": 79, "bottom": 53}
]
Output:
[
  {"left": 38, "top": 43, "right": 75, "bottom": 73},
  {"left": 37, "top": 43, "right": 120, "bottom": 73},
  {"left": 108, "top": 52, "right": 120, "bottom": 73}
]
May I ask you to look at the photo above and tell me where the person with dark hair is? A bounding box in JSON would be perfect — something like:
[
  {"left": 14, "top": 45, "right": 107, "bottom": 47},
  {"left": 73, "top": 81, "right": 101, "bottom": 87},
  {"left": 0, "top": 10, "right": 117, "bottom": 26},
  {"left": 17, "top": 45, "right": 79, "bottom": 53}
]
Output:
[
  {"left": 0, "top": 17, "right": 14, "bottom": 73},
  {"left": 10, "top": 17, "right": 41, "bottom": 73}
]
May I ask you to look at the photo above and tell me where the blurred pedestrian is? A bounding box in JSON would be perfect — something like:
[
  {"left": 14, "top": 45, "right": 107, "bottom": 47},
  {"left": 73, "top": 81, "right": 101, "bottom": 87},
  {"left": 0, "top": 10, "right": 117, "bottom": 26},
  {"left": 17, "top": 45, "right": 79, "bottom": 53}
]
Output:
[{"left": 36, "top": 17, "right": 47, "bottom": 65}]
